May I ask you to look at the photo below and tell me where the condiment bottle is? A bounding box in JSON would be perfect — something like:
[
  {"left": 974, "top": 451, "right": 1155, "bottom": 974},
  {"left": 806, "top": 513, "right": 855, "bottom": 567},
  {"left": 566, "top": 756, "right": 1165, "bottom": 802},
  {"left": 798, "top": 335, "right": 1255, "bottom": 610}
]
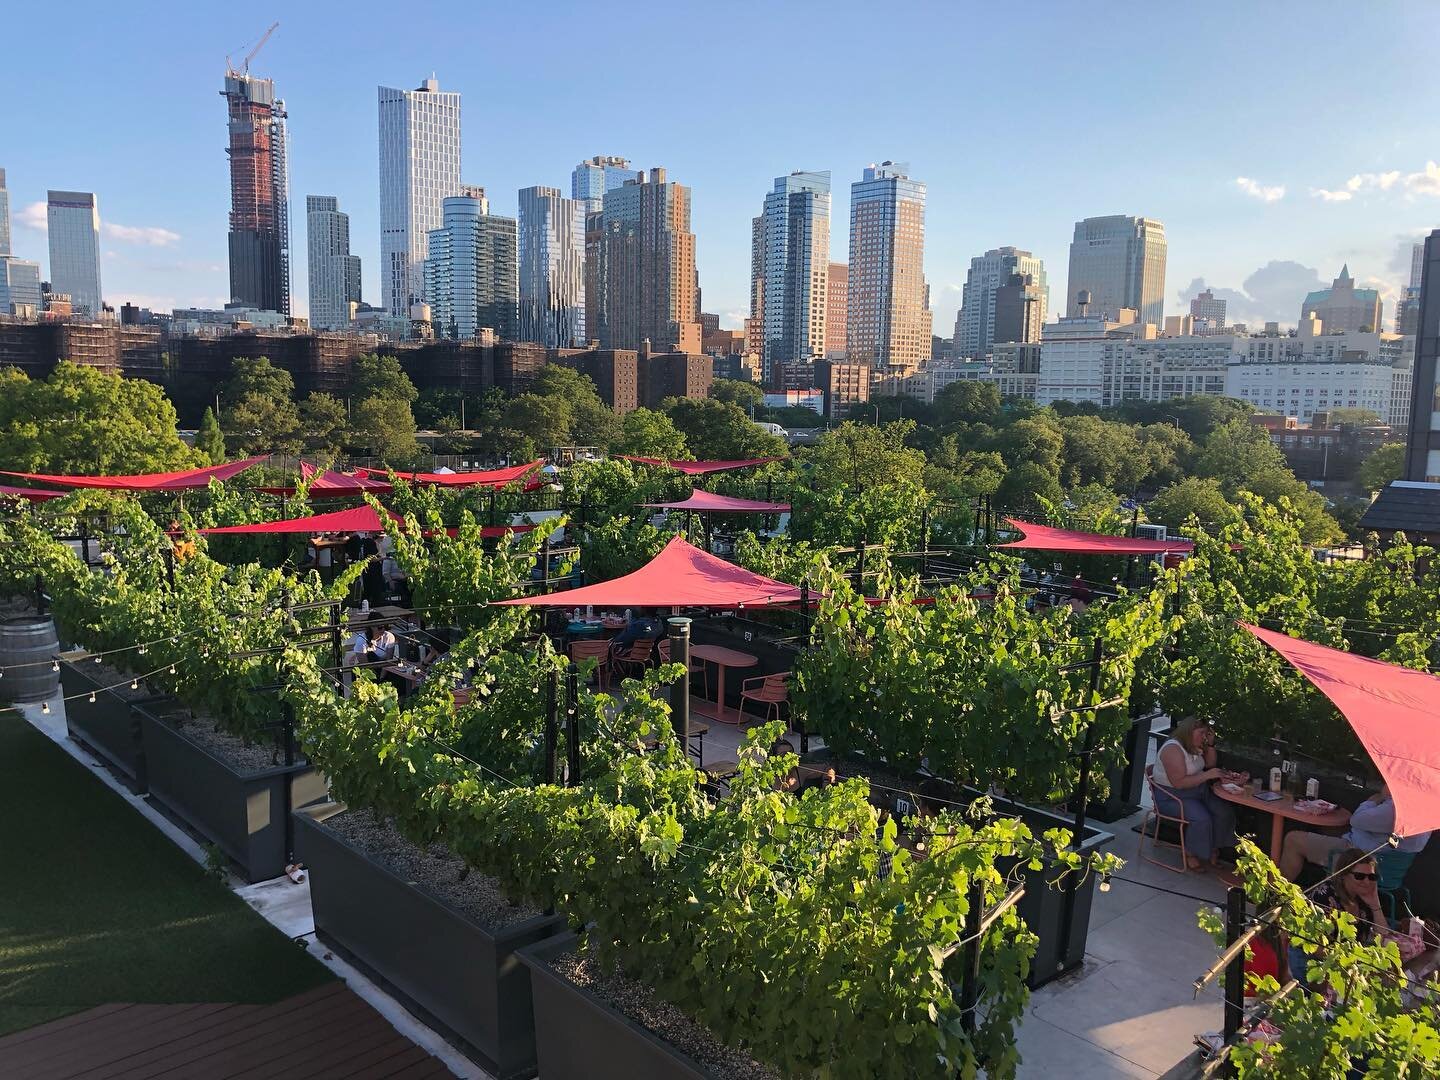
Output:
[
  {"left": 1305, "top": 777, "right": 1319, "bottom": 799},
  {"left": 1269, "top": 766, "right": 1283, "bottom": 793}
]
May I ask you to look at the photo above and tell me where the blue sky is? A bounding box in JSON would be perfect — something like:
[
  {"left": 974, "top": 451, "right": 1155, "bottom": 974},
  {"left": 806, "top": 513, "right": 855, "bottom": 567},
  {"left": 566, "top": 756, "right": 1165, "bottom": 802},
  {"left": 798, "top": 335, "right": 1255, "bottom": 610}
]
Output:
[{"left": 3, "top": 1, "right": 1437, "bottom": 334}]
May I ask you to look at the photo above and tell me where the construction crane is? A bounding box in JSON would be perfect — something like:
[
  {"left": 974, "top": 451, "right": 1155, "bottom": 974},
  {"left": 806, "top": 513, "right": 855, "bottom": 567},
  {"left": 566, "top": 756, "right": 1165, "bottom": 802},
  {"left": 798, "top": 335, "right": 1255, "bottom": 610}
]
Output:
[{"left": 226, "top": 21, "right": 279, "bottom": 79}]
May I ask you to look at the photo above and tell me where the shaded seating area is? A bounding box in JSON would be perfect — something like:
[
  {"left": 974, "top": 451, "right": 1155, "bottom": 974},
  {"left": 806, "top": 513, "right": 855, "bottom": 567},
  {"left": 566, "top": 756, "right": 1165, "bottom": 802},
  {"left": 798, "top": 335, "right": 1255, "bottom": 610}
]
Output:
[
  {"left": 739, "top": 671, "right": 790, "bottom": 725},
  {"left": 0, "top": 456, "right": 266, "bottom": 492},
  {"left": 998, "top": 517, "right": 1195, "bottom": 556},
  {"left": 615, "top": 455, "right": 782, "bottom": 475}
]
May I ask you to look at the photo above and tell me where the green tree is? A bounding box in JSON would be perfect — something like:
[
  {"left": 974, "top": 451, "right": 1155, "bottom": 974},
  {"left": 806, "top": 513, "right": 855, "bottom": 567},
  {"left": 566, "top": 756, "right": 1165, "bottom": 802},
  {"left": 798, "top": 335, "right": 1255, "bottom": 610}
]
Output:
[
  {"left": 992, "top": 414, "right": 1064, "bottom": 474},
  {"left": 221, "top": 356, "right": 295, "bottom": 407},
  {"left": 614, "top": 408, "right": 689, "bottom": 459},
  {"left": 994, "top": 461, "right": 1063, "bottom": 514},
  {"left": 662, "top": 398, "right": 788, "bottom": 460},
  {"left": 350, "top": 396, "right": 421, "bottom": 463},
  {"left": 708, "top": 379, "right": 764, "bottom": 411},
  {"left": 196, "top": 406, "right": 226, "bottom": 464},
  {"left": 350, "top": 353, "right": 418, "bottom": 404},
  {"left": 414, "top": 387, "right": 467, "bottom": 430},
  {"left": 933, "top": 381, "right": 1002, "bottom": 429},
  {"left": 503, "top": 394, "right": 572, "bottom": 452},
  {"left": 1146, "top": 477, "right": 1241, "bottom": 532},
  {"left": 0, "top": 363, "right": 200, "bottom": 474},
  {"left": 1057, "top": 414, "right": 1147, "bottom": 491},
  {"left": 1355, "top": 442, "right": 1406, "bottom": 493},
  {"left": 226, "top": 392, "right": 301, "bottom": 455},
  {"left": 299, "top": 393, "right": 349, "bottom": 459},
  {"left": 1323, "top": 406, "right": 1383, "bottom": 427}
]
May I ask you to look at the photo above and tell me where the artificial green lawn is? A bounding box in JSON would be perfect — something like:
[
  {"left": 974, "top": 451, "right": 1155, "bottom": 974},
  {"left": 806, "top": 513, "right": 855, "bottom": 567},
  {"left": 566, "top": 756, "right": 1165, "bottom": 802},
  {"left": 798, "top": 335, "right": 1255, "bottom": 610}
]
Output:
[{"left": 0, "top": 711, "right": 333, "bottom": 1036}]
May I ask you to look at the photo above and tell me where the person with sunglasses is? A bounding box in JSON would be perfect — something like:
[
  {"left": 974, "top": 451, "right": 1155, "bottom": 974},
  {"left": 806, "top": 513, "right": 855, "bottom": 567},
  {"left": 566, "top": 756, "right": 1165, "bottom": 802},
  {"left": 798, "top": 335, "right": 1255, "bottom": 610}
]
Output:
[
  {"left": 1278, "top": 783, "right": 1431, "bottom": 882},
  {"left": 1289, "top": 847, "right": 1385, "bottom": 990}
]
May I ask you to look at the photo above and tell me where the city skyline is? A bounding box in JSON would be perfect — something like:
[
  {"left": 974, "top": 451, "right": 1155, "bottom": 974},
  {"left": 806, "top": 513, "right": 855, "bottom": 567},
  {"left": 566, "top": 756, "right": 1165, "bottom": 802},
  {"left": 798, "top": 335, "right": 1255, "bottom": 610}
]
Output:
[{"left": 1, "top": 2, "right": 1436, "bottom": 334}]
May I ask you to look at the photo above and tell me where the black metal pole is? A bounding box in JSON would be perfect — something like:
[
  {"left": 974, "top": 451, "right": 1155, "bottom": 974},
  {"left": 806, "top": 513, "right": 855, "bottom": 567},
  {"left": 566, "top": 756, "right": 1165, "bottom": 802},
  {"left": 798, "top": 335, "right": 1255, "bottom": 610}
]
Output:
[
  {"left": 853, "top": 538, "right": 866, "bottom": 594},
  {"left": 565, "top": 662, "right": 580, "bottom": 785},
  {"left": 544, "top": 667, "right": 559, "bottom": 783},
  {"left": 34, "top": 573, "right": 45, "bottom": 616},
  {"left": 959, "top": 876, "right": 985, "bottom": 1034},
  {"left": 539, "top": 536, "right": 552, "bottom": 595},
  {"left": 282, "top": 702, "right": 296, "bottom": 864},
  {"left": 1070, "top": 636, "right": 1105, "bottom": 842},
  {"left": 1222, "top": 886, "right": 1247, "bottom": 1077},
  {"left": 1129, "top": 506, "right": 1140, "bottom": 538},
  {"left": 667, "top": 618, "right": 692, "bottom": 756},
  {"left": 919, "top": 505, "right": 930, "bottom": 577},
  {"left": 489, "top": 487, "right": 498, "bottom": 527},
  {"left": 80, "top": 525, "right": 91, "bottom": 567}
]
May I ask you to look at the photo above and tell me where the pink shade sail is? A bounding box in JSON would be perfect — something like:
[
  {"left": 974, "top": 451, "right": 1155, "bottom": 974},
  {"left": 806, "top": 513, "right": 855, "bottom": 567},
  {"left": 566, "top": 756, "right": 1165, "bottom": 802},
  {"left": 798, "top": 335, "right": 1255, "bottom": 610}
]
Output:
[
  {"left": 496, "top": 534, "right": 805, "bottom": 609},
  {"left": 256, "top": 463, "right": 394, "bottom": 497},
  {"left": 354, "top": 461, "right": 543, "bottom": 488},
  {"left": 642, "top": 489, "right": 790, "bottom": 513},
  {"left": 0, "top": 457, "right": 265, "bottom": 492},
  {"left": 0, "top": 484, "right": 67, "bottom": 502},
  {"left": 998, "top": 518, "right": 1195, "bottom": 556},
  {"left": 616, "top": 455, "right": 783, "bottom": 475},
  {"left": 198, "top": 504, "right": 398, "bottom": 535},
  {"left": 1243, "top": 623, "right": 1440, "bottom": 838}
]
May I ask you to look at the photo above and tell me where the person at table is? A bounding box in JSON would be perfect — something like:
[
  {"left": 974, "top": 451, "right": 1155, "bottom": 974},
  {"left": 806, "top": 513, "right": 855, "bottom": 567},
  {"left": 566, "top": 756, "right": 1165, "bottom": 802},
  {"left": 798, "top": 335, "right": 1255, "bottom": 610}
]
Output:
[
  {"left": 1278, "top": 783, "right": 1431, "bottom": 882},
  {"left": 610, "top": 610, "right": 662, "bottom": 652},
  {"left": 1288, "top": 847, "right": 1386, "bottom": 988},
  {"left": 1152, "top": 717, "right": 1238, "bottom": 872},
  {"left": 369, "top": 624, "right": 399, "bottom": 663}
]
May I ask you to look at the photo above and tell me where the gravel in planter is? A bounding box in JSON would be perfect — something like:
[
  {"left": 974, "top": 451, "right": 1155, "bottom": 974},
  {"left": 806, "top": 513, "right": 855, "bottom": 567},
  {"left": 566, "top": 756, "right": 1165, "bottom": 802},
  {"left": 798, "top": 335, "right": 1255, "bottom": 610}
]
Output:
[
  {"left": 324, "top": 811, "right": 542, "bottom": 932},
  {"left": 552, "top": 951, "right": 779, "bottom": 1080},
  {"left": 150, "top": 707, "right": 285, "bottom": 775}
]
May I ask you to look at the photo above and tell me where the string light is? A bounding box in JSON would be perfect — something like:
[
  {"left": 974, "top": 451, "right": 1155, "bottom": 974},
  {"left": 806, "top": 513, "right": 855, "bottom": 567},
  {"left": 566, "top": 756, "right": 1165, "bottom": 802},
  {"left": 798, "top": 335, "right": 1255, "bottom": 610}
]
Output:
[
  {"left": 129, "top": 679, "right": 138, "bottom": 690},
  {"left": 50, "top": 660, "right": 59, "bottom": 673},
  {"left": 88, "top": 692, "right": 96, "bottom": 703}
]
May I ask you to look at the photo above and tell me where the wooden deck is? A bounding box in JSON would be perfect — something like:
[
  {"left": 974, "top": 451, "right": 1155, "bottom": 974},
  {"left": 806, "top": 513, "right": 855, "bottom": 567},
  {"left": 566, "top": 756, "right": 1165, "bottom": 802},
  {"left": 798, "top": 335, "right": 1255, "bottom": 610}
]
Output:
[{"left": 0, "top": 982, "right": 454, "bottom": 1079}]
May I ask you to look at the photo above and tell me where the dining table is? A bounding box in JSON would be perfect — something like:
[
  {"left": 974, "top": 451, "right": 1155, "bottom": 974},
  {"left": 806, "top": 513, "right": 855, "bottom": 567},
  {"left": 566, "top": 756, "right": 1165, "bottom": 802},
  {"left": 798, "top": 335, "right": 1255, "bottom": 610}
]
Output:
[
  {"left": 688, "top": 644, "right": 758, "bottom": 725},
  {"left": 1210, "top": 780, "right": 1352, "bottom": 861}
]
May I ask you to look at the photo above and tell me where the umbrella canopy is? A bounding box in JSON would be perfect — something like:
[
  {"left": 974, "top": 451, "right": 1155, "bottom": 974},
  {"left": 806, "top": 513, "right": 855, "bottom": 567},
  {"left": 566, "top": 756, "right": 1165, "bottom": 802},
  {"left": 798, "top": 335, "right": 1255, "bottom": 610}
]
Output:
[
  {"left": 617, "top": 455, "right": 783, "bottom": 475},
  {"left": 1243, "top": 623, "right": 1440, "bottom": 838},
  {"left": 642, "top": 489, "right": 790, "bottom": 513},
  {"left": 355, "top": 460, "right": 542, "bottom": 488},
  {"left": 0, "top": 456, "right": 265, "bottom": 492},
  {"left": 497, "top": 534, "right": 804, "bottom": 608},
  {"left": 199, "top": 504, "right": 396, "bottom": 535},
  {"left": 0, "top": 484, "right": 67, "bottom": 502},
  {"left": 998, "top": 518, "right": 1195, "bottom": 556}
]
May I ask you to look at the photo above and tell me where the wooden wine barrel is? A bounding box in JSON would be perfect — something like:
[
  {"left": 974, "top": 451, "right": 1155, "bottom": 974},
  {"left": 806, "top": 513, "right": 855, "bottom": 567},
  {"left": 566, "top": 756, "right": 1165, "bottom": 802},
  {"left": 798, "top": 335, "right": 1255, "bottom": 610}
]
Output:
[{"left": 0, "top": 615, "right": 61, "bottom": 703}]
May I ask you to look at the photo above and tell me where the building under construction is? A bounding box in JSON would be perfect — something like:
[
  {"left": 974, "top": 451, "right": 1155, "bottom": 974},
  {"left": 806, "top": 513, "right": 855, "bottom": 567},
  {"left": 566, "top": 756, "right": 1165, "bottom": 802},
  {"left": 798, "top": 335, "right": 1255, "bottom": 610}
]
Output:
[{"left": 222, "top": 25, "right": 290, "bottom": 315}]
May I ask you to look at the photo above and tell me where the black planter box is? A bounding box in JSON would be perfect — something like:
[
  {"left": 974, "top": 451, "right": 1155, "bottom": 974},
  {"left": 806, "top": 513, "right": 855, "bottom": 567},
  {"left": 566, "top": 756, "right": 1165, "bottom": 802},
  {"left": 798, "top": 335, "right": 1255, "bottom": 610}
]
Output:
[
  {"left": 60, "top": 661, "right": 145, "bottom": 782},
  {"left": 295, "top": 811, "right": 565, "bottom": 1079},
  {"left": 519, "top": 932, "right": 721, "bottom": 1080},
  {"left": 804, "top": 749, "right": 1113, "bottom": 988},
  {"left": 139, "top": 706, "right": 326, "bottom": 883}
]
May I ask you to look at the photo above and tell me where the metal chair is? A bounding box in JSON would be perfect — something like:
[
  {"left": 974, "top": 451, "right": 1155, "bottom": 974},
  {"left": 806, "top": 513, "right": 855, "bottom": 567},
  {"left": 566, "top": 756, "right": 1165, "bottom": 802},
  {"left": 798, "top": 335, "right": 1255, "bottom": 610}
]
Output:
[
  {"left": 656, "top": 637, "right": 707, "bottom": 696},
  {"left": 609, "top": 638, "right": 658, "bottom": 682},
  {"left": 1139, "top": 764, "right": 1189, "bottom": 873},
  {"left": 1377, "top": 849, "right": 1417, "bottom": 923},
  {"left": 739, "top": 671, "right": 790, "bottom": 725},
  {"left": 569, "top": 639, "right": 611, "bottom": 689}
]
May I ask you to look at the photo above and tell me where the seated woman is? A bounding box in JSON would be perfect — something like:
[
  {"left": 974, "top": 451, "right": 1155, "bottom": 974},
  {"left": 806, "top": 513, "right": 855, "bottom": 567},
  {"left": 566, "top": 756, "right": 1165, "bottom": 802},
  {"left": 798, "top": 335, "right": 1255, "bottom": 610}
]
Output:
[
  {"left": 1151, "top": 717, "right": 1238, "bottom": 872},
  {"left": 1279, "top": 783, "right": 1431, "bottom": 882},
  {"left": 1288, "top": 847, "right": 1386, "bottom": 988}
]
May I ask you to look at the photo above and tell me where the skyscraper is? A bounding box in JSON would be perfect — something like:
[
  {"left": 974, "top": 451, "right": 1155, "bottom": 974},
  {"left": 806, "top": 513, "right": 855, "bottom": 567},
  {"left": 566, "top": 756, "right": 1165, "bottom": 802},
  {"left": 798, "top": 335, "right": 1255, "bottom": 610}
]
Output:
[
  {"left": 1395, "top": 242, "right": 1425, "bottom": 335},
  {"left": 599, "top": 168, "right": 699, "bottom": 352},
  {"left": 951, "top": 247, "right": 1047, "bottom": 358},
  {"left": 518, "top": 185, "right": 586, "bottom": 348},
  {"left": 0, "top": 170, "right": 41, "bottom": 316},
  {"left": 47, "top": 191, "right": 103, "bottom": 318},
  {"left": 753, "top": 171, "right": 830, "bottom": 385},
  {"left": 1300, "top": 265, "right": 1382, "bottom": 332},
  {"left": 222, "top": 67, "right": 290, "bottom": 314},
  {"left": 424, "top": 193, "right": 518, "bottom": 341},
  {"left": 1065, "top": 215, "right": 1167, "bottom": 328},
  {"left": 991, "top": 272, "right": 1046, "bottom": 347},
  {"left": 825, "top": 262, "right": 848, "bottom": 357},
  {"left": 847, "top": 162, "right": 928, "bottom": 370},
  {"left": 0, "top": 167, "right": 9, "bottom": 257},
  {"left": 379, "top": 78, "right": 462, "bottom": 319},
  {"left": 1405, "top": 230, "right": 1440, "bottom": 482},
  {"left": 571, "top": 156, "right": 641, "bottom": 215},
  {"left": 306, "top": 196, "right": 361, "bottom": 330},
  {"left": 1189, "top": 288, "right": 1226, "bottom": 331}
]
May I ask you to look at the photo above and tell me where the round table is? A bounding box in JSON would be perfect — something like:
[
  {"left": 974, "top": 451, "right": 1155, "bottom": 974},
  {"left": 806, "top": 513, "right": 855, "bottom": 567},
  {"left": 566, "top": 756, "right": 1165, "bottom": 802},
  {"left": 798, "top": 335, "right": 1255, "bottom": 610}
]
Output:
[{"left": 1210, "top": 780, "right": 1351, "bottom": 861}]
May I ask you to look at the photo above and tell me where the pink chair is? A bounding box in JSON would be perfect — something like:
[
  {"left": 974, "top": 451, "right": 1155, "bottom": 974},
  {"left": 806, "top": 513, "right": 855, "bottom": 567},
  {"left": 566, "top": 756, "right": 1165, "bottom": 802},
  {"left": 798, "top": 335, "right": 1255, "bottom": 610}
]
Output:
[
  {"left": 609, "top": 638, "right": 658, "bottom": 682},
  {"left": 569, "top": 639, "right": 611, "bottom": 689},
  {"left": 739, "top": 671, "right": 790, "bottom": 725},
  {"left": 656, "top": 638, "right": 707, "bottom": 696},
  {"left": 1139, "top": 764, "right": 1189, "bottom": 873}
]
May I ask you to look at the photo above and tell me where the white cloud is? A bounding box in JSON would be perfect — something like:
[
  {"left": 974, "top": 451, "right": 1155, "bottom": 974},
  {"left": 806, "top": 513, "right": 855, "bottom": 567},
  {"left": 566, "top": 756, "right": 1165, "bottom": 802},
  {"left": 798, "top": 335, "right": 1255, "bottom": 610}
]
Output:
[
  {"left": 1404, "top": 161, "right": 1440, "bottom": 198},
  {"left": 18, "top": 201, "right": 47, "bottom": 230},
  {"left": 1346, "top": 170, "right": 1401, "bottom": 192},
  {"left": 1310, "top": 188, "right": 1353, "bottom": 202},
  {"left": 1235, "top": 176, "right": 1285, "bottom": 202},
  {"left": 103, "top": 222, "right": 181, "bottom": 246},
  {"left": 16, "top": 202, "right": 181, "bottom": 246},
  {"left": 1311, "top": 162, "right": 1440, "bottom": 202}
]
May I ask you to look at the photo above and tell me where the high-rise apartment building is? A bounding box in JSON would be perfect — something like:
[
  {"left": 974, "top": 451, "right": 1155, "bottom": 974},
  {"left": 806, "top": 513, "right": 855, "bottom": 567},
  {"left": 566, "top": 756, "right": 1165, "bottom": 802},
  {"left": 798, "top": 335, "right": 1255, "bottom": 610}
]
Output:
[
  {"left": 752, "top": 171, "right": 830, "bottom": 385},
  {"left": 305, "top": 196, "right": 361, "bottom": 330},
  {"left": 825, "top": 262, "right": 848, "bottom": 357},
  {"left": 952, "top": 247, "right": 1047, "bottom": 358},
  {"left": 599, "top": 168, "right": 699, "bottom": 352},
  {"left": 1300, "top": 265, "right": 1382, "bottom": 333},
  {"left": 1406, "top": 230, "right": 1440, "bottom": 482},
  {"left": 1397, "top": 241, "right": 1426, "bottom": 335},
  {"left": 222, "top": 68, "right": 290, "bottom": 314},
  {"left": 1189, "top": 288, "right": 1226, "bottom": 331},
  {"left": 1065, "top": 215, "right": 1167, "bottom": 329},
  {"left": 0, "top": 168, "right": 9, "bottom": 258},
  {"left": 847, "top": 162, "right": 928, "bottom": 370},
  {"left": 379, "top": 78, "right": 462, "bottom": 319},
  {"left": 46, "top": 191, "right": 103, "bottom": 318},
  {"left": 424, "top": 194, "right": 518, "bottom": 341},
  {"left": 571, "top": 156, "right": 641, "bottom": 215},
  {"left": 518, "top": 186, "right": 586, "bottom": 348},
  {"left": 992, "top": 272, "right": 1045, "bottom": 347},
  {"left": 0, "top": 169, "right": 41, "bottom": 316}
]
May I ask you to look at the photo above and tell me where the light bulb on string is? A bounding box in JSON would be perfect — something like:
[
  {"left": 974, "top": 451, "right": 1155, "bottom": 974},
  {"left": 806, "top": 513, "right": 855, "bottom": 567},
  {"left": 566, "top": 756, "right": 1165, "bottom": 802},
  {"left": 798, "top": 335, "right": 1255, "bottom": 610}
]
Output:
[
  {"left": 51, "top": 660, "right": 60, "bottom": 673},
  {"left": 130, "top": 680, "right": 138, "bottom": 691},
  {"left": 138, "top": 645, "right": 147, "bottom": 655},
  {"left": 169, "top": 665, "right": 177, "bottom": 675},
  {"left": 89, "top": 692, "right": 97, "bottom": 703},
  {"left": 41, "top": 702, "right": 50, "bottom": 714}
]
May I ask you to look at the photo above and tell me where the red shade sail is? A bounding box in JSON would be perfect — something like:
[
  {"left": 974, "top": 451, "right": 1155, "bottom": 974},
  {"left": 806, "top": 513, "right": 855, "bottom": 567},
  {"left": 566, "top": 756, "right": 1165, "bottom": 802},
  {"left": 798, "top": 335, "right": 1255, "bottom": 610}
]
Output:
[
  {"left": 355, "top": 461, "right": 542, "bottom": 488},
  {"left": 1243, "top": 623, "right": 1440, "bottom": 838},
  {"left": 256, "top": 463, "right": 394, "bottom": 497},
  {"left": 0, "top": 457, "right": 265, "bottom": 492},
  {"left": 617, "top": 456, "right": 783, "bottom": 475},
  {"left": 199, "top": 504, "right": 397, "bottom": 535},
  {"left": 998, "top": 518, "right": 1195, "bottom": 556},
  {"left": 497, "top": 534, "right": 804, "bottom": 608},
  {"left": 642, "top": 489, "right": 790, "bottom": 513},
  {"left": 0, "top": 484, "right": 67, "bottom": 502}
]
